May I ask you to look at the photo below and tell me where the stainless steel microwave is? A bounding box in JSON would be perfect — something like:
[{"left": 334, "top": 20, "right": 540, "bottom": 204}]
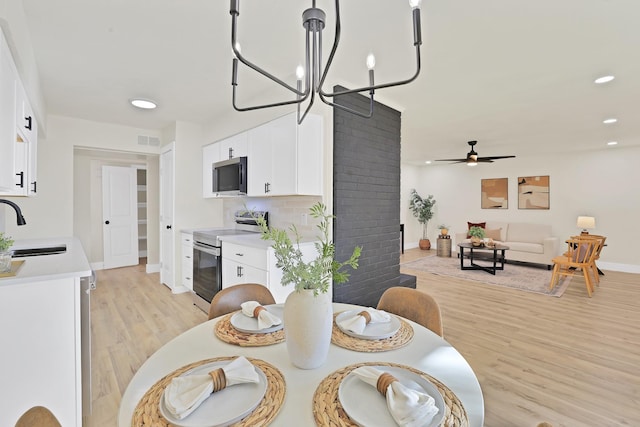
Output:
[{"left": 212, "top": 156, "right": 247, "bottom": 195}]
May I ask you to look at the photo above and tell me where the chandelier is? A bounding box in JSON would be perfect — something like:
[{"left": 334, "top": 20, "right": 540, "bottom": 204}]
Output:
[{"left": 230, "top": 0, "right": 423, "bottom": 123}]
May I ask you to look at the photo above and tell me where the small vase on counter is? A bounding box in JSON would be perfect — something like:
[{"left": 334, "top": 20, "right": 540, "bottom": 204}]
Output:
[{"left": 0, "top": 251, "right": 11, "bottom": 273}]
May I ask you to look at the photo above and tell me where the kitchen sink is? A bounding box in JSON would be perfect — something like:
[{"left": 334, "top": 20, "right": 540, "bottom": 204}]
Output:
[{"left": 12, "top": 244, "right": 67, "bottom": 257}]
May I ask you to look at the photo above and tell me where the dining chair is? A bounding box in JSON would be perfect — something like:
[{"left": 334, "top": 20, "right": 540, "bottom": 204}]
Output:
[
  {"left": 376, "top": 287, "right": 444, "bottom": 337},
  {"left": 15, "top": 406, "right": 62, "bottom": 427},
  {"left": 208, "top": 283, "right": 276, "bottom": 320},
  {"left": 580, "top": 234, "right": 607, "bottom": 285},
  {"left": 549, "top": 237, "right": 599, "bottom": 297}
]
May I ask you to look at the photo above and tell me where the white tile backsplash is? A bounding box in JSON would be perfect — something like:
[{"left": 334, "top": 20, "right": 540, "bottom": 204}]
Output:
[{"left": 223, "top": 196, "right": 323, "bottom": 236}]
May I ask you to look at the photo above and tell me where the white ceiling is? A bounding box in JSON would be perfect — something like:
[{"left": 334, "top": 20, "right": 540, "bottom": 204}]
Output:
[{"left": 21, "top": 0, "right": 640, "bottom": 165}]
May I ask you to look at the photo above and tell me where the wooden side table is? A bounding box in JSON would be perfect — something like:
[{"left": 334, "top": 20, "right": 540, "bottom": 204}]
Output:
[{"left": 437, "top": 236, "right": 452, "bottom": 257}]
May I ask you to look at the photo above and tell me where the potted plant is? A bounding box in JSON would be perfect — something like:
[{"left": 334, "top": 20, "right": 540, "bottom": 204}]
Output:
[
  {"left": 256, "top": 202, "right": 361, "bottom": 369},
  {"left": 468, "top": 226, "right": 486, "bottom": 246},
  {"left": 409, "top": 189, "right": 436, "bottom": 250},
  {"left": 438, "top": 224, "right": 450, "bottom": 236},
  {"left": 0, "top": 232, "right": 14, "bottom": 273}
]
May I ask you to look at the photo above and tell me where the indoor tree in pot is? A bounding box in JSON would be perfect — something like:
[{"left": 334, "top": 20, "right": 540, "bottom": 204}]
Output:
[
  {"left": 256, "top": 202, "right": 361, "bottom": 369},
  {"left": 0, "top": 232, "right": 14, "bottom": 273},
  {"left": 409, "top": 189, "right": 436, "bottom": 250}
]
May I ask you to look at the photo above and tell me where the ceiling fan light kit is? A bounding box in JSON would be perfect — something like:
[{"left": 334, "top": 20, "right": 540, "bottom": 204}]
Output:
[
  {"left": 229, "top": 0, "right": 423, "bottom": 124},
  {"left": 435, "top": 140, "right": 516, "bottom": 165}
]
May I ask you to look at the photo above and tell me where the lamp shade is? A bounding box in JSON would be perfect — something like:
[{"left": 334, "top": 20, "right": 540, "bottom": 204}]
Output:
[{"left": 576, "top": 216, "right": 596, "bottom": 230}]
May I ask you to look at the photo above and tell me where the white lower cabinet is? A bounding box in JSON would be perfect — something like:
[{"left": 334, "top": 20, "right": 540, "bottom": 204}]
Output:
[
  {"left": 221, "top": 240, "right": 318, "bottom": 303},
  {"left": 181, "top": 232, "right": 194, "bottom": 291},
  {"left": 0, "top": 277, "right": 82, "bottom": 426}
]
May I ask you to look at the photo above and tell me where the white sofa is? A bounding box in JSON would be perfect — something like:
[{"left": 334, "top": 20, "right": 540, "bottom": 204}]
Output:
[{"left": 455, "top": 222, "right": 559, "bottom": 268}]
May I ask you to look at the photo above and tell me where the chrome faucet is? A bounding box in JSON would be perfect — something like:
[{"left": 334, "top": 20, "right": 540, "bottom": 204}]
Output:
[{"left": 0, "top": 199, "right": 27, "bottom": 226}]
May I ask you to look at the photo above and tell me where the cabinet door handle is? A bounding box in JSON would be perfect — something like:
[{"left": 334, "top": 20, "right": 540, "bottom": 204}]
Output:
[
  {"left": 25, "top": 116, "right": 32, "bottom": 131},
  {"left": 264, "top": 182, "right": 271, "bottom": 193},
  {"left": 237, "top": 266, "right": 243, "bottom": 277},
  {"left": 235, "top": 253, "right": 244, "bottom": 256},
  {"left": 228, "top": 147, "right": 234, "bottom": 159},
  {"left": 167, "top": 225, "right": 172, "bottom": 229},
  {"left": 31, "top": 181, "right": 37, "bottom": 193},
  {"left": 186, "top": 255, "right": 191, "bottom": 259},
  {"left": 16, "top": 172, "right": 24, "bottom": 188},
  {"left": 105, "top": 220, "right": 110, "bottom": 225}
]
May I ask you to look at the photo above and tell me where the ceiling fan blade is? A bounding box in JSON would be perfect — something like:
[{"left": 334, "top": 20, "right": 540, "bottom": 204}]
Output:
[
  {"left": 475, "top": 158, "right": 494, "bottom": 163},
  {"left": 478, "top": 155, "right": 516, "bottom": 160},
  {"left": 434, "top": 158, "right": 467, "bottom": 162}
]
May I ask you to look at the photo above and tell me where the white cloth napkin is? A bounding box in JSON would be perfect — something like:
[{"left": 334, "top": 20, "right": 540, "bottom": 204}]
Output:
[
  {"left": 352, "top": 366, "right": 440, "bottom": 427},
  {"left": 240, "top": 301, "right": 282, "bottom": 330},
  {"left": 338, "top": 308, "right": 391, "bottom": 335},
  {"left": 164, "top": 356, "right": 260, "bottom": 420}
]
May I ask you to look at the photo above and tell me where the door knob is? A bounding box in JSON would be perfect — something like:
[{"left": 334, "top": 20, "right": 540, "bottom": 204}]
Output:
[{"left": 105, "top": 220, "right": 110, "bottom": 225}]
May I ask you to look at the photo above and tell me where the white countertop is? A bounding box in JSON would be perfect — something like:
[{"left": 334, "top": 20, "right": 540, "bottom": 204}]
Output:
[
  {"left": 0, "top": 237, "right": 92, "bottom": 286},
  {"left": 220, "top": 233, "right": 318, "bottom": 250}
]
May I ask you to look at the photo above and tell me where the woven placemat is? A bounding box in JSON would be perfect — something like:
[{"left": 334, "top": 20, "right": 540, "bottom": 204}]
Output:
[
  {"left": 132, "top": 356, "right": 285, "bottom": 427},
  {"left": 214, "top": 312, "right": 285, "bottom": 346},
  {"left": 312, "top": 362, "right": 469, "bottom": 427},
  {"left": 331, "top": 313, "right": 414, "bottom": 352}
]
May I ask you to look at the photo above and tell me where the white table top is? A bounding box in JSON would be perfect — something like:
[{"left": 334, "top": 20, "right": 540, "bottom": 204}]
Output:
[{"left": 118, "top": 303, "right": 484, "bottom": 427}]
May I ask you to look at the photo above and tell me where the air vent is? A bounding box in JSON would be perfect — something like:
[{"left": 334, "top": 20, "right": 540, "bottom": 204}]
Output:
[{"left": 138, "top": 135, "right": 161, "bottom": 146}]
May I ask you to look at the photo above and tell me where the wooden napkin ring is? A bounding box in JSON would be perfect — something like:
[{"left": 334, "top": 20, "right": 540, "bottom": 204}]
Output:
[
  {"left": 376, "top": 372, "right": 397, "bottom": 397},
  {"left": 209, "top": 368, "right": 227, "bottom": 393},
  {"left": 253, "top": 305, "right": 266, "bottom": 318},
  {"left": 358, "top": 310, "right": 372, "bottom": 325}
]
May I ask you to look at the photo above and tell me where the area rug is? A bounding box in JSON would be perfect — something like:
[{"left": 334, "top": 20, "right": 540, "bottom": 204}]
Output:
[{"left": 401, "top": 255, "right": 569, "bottom": 297}]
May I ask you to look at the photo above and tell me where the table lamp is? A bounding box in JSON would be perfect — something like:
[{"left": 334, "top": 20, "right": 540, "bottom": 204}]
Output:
[{"left": 576, "top": 216, "right": 595, "bottom": 234}]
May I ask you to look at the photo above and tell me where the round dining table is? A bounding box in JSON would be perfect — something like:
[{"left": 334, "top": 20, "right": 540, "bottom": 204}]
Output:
[{"left": 118, "top": 303, "right": 484, "bottom": 426}]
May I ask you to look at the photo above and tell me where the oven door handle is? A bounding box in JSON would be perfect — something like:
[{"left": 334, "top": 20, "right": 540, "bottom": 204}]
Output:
[{"left": 193, "top": 242, "right": 220, "bottom": 257}]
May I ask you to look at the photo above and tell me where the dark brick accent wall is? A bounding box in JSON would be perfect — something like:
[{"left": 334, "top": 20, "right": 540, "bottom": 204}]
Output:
[{"left": 332, "top": 86, "right": 416, "bottom": 307}]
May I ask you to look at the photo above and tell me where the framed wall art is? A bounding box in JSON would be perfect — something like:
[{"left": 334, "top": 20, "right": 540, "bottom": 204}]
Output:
[
  {"left": 518, "top": 175, "right": 549, "bottom": 209},
  {"left": 481, "top": 178, "right": 508, "bottom": 209}
]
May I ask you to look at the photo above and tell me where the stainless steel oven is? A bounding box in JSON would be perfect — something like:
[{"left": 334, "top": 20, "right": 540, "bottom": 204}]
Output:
[
  {"left": 191, "top": 211, "right": 268, "bottom": 313},
  {"left": 192, "top": 238, "right": 222, "bottom": 312}
]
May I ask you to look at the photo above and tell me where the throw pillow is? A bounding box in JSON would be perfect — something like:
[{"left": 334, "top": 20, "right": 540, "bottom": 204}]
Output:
[
  {"left": 485, "top": 228, "right": 502, "bottom": 241},
  {"left": 466, "top": 222, "right": 486, "bottom": 238}
]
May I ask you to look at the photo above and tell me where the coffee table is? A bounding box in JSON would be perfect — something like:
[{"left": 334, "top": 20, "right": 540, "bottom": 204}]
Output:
[{"left": 458, "top": 242, "right": 509, "bottom": 275}]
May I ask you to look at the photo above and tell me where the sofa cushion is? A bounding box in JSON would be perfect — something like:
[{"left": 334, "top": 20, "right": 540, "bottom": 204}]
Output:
[
  {"left": 505, "top": 241, "right": 544, "bottom": 254},
  {"left": 485, "top": 228, "right": 502, "bottom": 241},
  {"left": 485, "top": 222, "right": 509, "bottom": 241},
  {"left": 507, "top": 223, "right": 552, "bottom": 244}
]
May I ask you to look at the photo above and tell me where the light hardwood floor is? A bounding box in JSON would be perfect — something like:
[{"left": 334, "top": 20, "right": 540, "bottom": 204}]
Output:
[{"left": 87, "top": 251, "right": 640, "bottom": 427}]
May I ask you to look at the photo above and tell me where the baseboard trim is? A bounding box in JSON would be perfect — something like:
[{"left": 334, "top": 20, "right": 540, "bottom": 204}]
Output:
[
  {"left": 145, "top": 263, "right": 161, "bottom": 273},
  {"left": 90, "top": 262, "right": 104, "bottom": 271},
  {"left": 598, "top": 261, "right": 640, "bottom": 274}
]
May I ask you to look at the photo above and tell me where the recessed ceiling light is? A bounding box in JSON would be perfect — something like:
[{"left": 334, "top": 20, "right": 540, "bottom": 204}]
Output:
[
  {"left": 603, "top": 118, "right": 617, "bottom": 124},
  {"left": 594, "top": 75, "right": 615, "bottom": 84},
  {"left": 130, "top": 99, "right": 157, "bottom": 109},
  {"left": 607, "top": 141, "right": 618, "bottom": 146},
  {"left": 424, "top": 160, "right": 432, "bottom": 164}
]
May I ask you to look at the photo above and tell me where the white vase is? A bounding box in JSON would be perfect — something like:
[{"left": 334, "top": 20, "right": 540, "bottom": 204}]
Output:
[{"left": 283, "top": 288, "right": 333, "bottom": 369}]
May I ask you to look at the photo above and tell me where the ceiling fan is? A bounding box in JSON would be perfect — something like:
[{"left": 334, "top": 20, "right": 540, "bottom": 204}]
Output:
[{"left": 435, "top": 141, "right": 516, "bottom": 166}]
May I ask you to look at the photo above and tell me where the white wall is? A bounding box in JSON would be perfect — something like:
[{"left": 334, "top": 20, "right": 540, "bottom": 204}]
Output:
[{"left": 401, "top": 145, "right": 640, "bottom": 272}]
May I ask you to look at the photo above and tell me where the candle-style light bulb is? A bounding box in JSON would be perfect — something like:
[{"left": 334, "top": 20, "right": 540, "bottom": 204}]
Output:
[
  {"left": 366, "top": 53, "right": 376, "bottom": 70},
  {"left": 296, "top": 65, "right": 305, "bottom": 80},
  {"left": 409, "top": 0, "right": 421, "bottom": 9}
]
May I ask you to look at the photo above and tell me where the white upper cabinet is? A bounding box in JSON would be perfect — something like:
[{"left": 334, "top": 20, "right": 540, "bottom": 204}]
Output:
[
  {"left": 0, "top": 30, "right": 38, "bottom": 197},
  {"left": 247, "top": 112, "right": 323, "bottom": 197},
  {"left": 202, "top": 112, "right": 323, "bottom": 198},
  {"left": 218, "top": 132, "right": 248, "bottom": 161}
]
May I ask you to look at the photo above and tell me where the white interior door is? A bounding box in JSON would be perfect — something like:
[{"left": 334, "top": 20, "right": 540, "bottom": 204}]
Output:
[
  {"left": 102, "top": 165, "right": 139, "bottom": 269},
  {"left": 160, "top": 144, "right": 175, "bottom": 289}
]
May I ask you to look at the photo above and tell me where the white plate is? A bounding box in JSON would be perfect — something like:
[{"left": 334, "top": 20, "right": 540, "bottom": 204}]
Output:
[
  {"left": 335, "top": 310, "right": 401, "bottom": 340},
  {"left": 229, "top": 304, "right": 284, "bottom": 334},
  {"left": 159, "top": 360, "right": 268, "bottom": 427},
  {"left": 338, "top": 366, "right": 446, "bottom": 427}
]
